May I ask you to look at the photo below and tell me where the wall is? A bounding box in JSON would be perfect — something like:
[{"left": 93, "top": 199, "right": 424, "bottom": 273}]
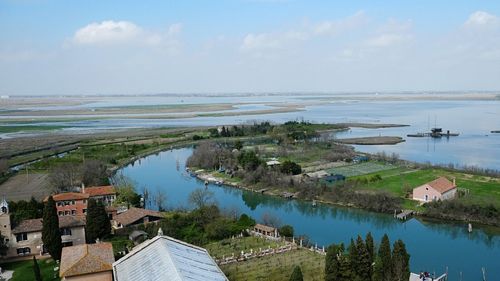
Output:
[{"left": 64, "top": 271, "right": 113, "bottom": 281}]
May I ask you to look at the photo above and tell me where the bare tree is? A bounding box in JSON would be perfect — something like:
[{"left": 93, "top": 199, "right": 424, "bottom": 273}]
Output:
[
  {"left": 0, "top": 158, "right": 8, "bottom": 176},
  {"left": 261, "top": 212, "right": 282, "bottom": 228},
  {"left": 49, "top": 163, "right": 81, "bottom": 192},
  {"left": 188, "top": 188, "right": 215, "bottom": 208},
  {"left": 81, "top": 159, "right": 108, "bottom": 186},
  {"left": 154, "top": 190, "right": 167, "bottom": 211}
]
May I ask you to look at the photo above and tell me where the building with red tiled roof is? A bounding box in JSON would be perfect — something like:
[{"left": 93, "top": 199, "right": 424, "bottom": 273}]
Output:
[
  {"left": 83, "top": 185, "right": 117, "bottom": 207},
  {"left": 412, "top": 177, "right": 457, "bottom": 202},
  {"left": 60, "top": 242, "right": 115, "bottom": 281},
  {"left": 113, "top": 207, "right": 164, "bottom": 228}
]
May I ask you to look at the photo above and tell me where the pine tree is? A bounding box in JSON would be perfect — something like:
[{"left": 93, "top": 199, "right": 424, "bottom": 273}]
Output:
[
  {"left": 372, "top": 256, "right": 384, "bottom": 281},
  {"left": 42, "top": 196, "right": 62, "bottom": 261},
  {"left": 355, "top": 235, "right": 372, "bottom": 281},
  {"left": 289, "top": 265, "right": 304, "bottom": 281},
  {"left": 365, "top": 232, "right": 375, "bottom": 266},
  {"left": 85, "top": 199, "right": 111, "bottom": 243},
  {"left": 338, "top": 255, "right": 353, "bottom": 281},
  {"left": 391, "top": 239, "right": 410, "bottom": 281},
  {"left": 325, "top": 244, "right": 343, "bottom": 281},
  {"left": 348, "top": 238, "right": 358, "bottom": 274},
  {"left": 33, "top": 256, "right": 42, "bottom": 281},
  {"left": 375, "top": 234, "right": 392, "bottom": 281}
]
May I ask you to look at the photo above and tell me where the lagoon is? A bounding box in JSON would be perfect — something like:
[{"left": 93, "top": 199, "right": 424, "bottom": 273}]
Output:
[{"left": 120, "top": 147, "right": 500, "bottom": 281}]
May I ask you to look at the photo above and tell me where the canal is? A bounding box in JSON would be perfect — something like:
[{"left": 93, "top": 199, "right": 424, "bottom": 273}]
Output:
[{"left": 119, "top": 147, "right": 500, "bottom": 280}]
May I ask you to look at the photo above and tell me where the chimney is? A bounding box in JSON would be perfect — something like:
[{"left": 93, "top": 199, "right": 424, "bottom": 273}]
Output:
[
  {"left": 453, "top": 178, "right": 456, "bottom": 186},
  {"left": 81, "top": 183, "right": 85, "bottom": 194}
]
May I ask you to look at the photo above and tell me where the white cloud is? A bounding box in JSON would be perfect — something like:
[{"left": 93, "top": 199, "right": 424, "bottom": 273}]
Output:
[
  {"left": 313, "top": 11, "right": 367, "bottom": 36},
  {"left": 464, "top": 11, "right": 499, "bottom": 27},
  {"left": 70, "top": 20, "right": 182, "bottom": 52},
  {"left": 73, "top": 21, "right": 142, "bottom": 45},
  {"left": 367, "top": 19, "right": 413, "bottom": 47},
  {"left": 240, "top": 33, "right": 281, "bottom": 52}
]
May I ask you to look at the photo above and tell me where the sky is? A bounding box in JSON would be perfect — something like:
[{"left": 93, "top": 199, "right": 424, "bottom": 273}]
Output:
[{"left": 1, "top": 0, "right": 500, "bottom": 95}]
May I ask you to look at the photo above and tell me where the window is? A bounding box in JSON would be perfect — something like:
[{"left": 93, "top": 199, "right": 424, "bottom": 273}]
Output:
[
  {"left": 16, "top": 247, "right": 31, "bottom": 255},
  {"left": 60, "top": 228, "right": 72, "bottom": 236},
  {"left": 57, "top": 202, "right": 63, "bottom": 206},
  {"left": 16, "top": 233, "right": 28, "bottom": 242},
  {"left": 58, "top": 211, "right": 63, "bottom": 216},
  {"left": 64, "top": 210, "right": 70, "bottom": 216},
  {"left": 71, "top": 210, "right": 76, "bottom": 215},
  {"left": 83, "top": 209, "right": 87, "bottom": 214},
  {"left": 62, "top": 242, "right": 73, "bottom": 247},
  {"left": 71, "top": 200, "right": 75, "bottom": 205},
  {"left": 83, "top": 199, "right": 87, "bottom": 204},
  {"left": 424, "top": 195, "right": 429, "bottom": 201}
]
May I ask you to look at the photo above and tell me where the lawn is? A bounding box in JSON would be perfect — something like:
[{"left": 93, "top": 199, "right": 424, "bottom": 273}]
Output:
[
  {"left": 0, "top": 258, "right": 60, "bottom": 281},
  {"left": 205, "top": 237, "right": 287, "bottom": 259},
  {"left": 220, "top": 248, "right": 325, "bottom": 281},
  {"left": 326, "top": 161, "right": 396, "bottom": 177},
  {"left": 353, "top": 168, "right": 500, "bottom": 207}
]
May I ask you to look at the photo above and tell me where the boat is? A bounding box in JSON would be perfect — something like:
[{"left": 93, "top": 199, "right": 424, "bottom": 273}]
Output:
[
  {"left": 407, "top": 133, "right": 426, "bottom": 137},
  {"left": 312, "top": 200, "right": 317, "bottom": 207}
]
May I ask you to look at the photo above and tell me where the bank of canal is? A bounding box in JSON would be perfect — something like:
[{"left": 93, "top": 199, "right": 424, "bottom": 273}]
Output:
[{"left": 119, "top": 147, "right": 500, "bottom": 280}]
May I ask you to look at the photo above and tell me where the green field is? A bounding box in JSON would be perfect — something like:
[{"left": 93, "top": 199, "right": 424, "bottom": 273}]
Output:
[
  {"left": 220, "top": 248, "right": 325, "bottom": 281},
  {"left": 326, "top": 162, "right": 396, "bottom": 177},
  {"left": 353, "top": 168, "right": 500, "bottom": 207},
  {"left": 205, "top": 237, "right": 287, "bottom": 259},
  {"left": 0, "top": 258, "right": 60, "bottom": 281}
]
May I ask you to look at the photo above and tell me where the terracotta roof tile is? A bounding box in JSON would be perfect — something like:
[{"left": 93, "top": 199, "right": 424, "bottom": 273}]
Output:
[
  {"left": 426, "top": 177, "right": 456, "bottom": 194},
  {"left": 60, "top": 243, "right": 115, "bottom": 278},
  {"left": 12, "top": 216, "right": 86, "bottom": 234},
  {"left": 84, "top": 186, "right": 116, "bottom": 197},
  {"left": 45, "top": 192, "right": 89, "bottom": 202},
  {"left": 254, "top": 223, "right": 276, "bottom": 233},
  {"left": 114, "top": 207, "right": 164, "bottom": 227}
]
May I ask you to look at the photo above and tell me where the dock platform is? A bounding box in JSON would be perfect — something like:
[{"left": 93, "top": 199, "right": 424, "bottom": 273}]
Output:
[{"left": 395, "top": 210, "right": 415, "bottom": 220}]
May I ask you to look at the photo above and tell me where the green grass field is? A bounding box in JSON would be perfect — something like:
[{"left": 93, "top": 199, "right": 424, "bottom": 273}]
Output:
[
  {"left": 0, "top": 125, "right": 68, "bottom": 133},
  {"left": 205, "top": 237, "right": 287, "bottom": 259},
  {"left": 220, "top": 248, "right": 325, "bottom": 281},
  {"left": 326, "top": 162, "right": 396, "bottom": 177},
  {"left": 0, "top": 258, "right": 60, "bottom": 281},
  {"left": 353, "top": 168, "right": 500, "bottom": 207}
]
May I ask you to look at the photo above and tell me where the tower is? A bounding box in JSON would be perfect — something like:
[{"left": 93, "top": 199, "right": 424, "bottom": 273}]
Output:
[{"left": 0, "top": 196, "right": 12, "bottom": 248}]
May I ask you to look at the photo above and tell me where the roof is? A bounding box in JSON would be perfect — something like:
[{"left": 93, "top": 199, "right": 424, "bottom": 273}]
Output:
[
  {"left": 424, "top": 177, "right": 456, "bottom": 194},
  {"left": 129, "top": 230, "right": 148, "bottom": 241},
  {"left": 114, "top": 207, "right": 164, "bottom": 227},
  {"left": 254, "top": 223, "right": 276, "bottom": 232},
  {"left": 12, "top": 216, "right": 86, "bottom": 234},
  {"left": 113, "top": 235, "right": 228, "bottom": 281},
  {"left": 84, "top": 185, "right": 116, "bottom": 197},
  {"left": 60, "top": 243, "right": 115, "bottom": 278},
  {"left": 46, "top": 192, "right": 89, "bottom": 202}
]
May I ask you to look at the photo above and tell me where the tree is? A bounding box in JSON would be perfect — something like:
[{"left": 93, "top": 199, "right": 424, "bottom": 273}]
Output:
[
  {"left": 155, "top": 190, "right": 167, "bottom": 211},
  {"left": 325, "top": 244, "right": 343, "bottom": 281},
  {"left": 289, "top": 265, "right": 303, "bottom": 281},
  {"left": 374, "top": 234, "right": 392, "bottom": 281},
  {"left": 85, "top": 199, "right": 111, "bottom": 243},
  {"left": 49, "top": 163, "right": 80, "bottom": 192},
  {"left": 113, "top": 175, "right": 141, "bottom": 208},
  {"left": 234, "top": 140, "right": 243, "bottom": 150},
  {"left": 42, "top": 196, "right": 62, "bottom": 260},
  {"left": 0, "top": 158, "right": 8, "bottom": 176},
  {"left": 280, "top": 160, "right": 302, "bottom": 175},
  {"left": 33, "top": 256, "right": 42, "bottom": 281},
  {"left": 0, "top": 232, "right": 8, "bottom": 257},
  {"left": 261, "top": 212, "right": 281, "bottom": 228},
  {"left": 279, "top": 225, "right": 294, "bottom": 238},
  {"left": 391, "top": 240, "right": 410, "bottom": 281},
  {"left": 188, "top": 188, "right": 215, "bottom": 209},
  {"left": 237, "top": 150, "right": 262, "bottom": 171},
  {"left": 365, "top": 232, "right": 375, "bottom": 267},
  {"left": 81, "top": 159, "right": 109, "bottom": 187},
  {"left": 354, "top": 235, "right": 372, "bottom": 281}
]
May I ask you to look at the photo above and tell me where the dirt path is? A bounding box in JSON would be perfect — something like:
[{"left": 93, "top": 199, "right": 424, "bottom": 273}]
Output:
[{"left": 0, "top": 172, "right": 52, "bottom": 201}]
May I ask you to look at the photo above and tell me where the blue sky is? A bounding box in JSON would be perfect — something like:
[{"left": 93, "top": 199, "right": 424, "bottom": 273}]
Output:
[{"left": 1, "top": 0, "right": 500, "bottom": 95}]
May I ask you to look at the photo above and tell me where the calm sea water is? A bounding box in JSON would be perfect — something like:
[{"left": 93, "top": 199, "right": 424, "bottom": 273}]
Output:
[{"left": 120, "top": 148, "right": 500, "bottom": 280}]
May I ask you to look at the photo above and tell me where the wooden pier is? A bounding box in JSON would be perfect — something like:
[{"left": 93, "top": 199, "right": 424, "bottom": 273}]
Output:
[{"left": 395, "top": 209, "right": 415, "bottom": 220}]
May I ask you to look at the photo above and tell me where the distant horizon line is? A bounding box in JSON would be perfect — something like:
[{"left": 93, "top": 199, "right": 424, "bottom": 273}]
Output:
[{"left": 2, "top": 90, "right": 500, "bottom": 98}]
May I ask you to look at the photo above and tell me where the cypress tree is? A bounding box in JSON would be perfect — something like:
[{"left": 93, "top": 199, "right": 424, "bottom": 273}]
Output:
[
  {"left": 85, "top": 199, "right": 111, "bottom": 243},
  {"left": 365, "top": 232, "right": 375, "bottom": 266},
  {"left": 289, "top": 265, "right": 304, "bottom": 281},
  {"left": 375, "top": 234, "right": 392, "bottom": 281},
  {"left": 372, "top": 256, "right": 384, "bottom": 281},
  {"left": 325, "top": 244, "right": 343, "bottom": 281},
  {"left": 338, "top": 255, "right": 353, "bottom": 281},
  {"left": 355, "top": 235, "right": 372, "bottom": 281},
  {"left": 391, "top": 240, "right": 410, "bottom": 281},
  {"left": 42, "top": 196, "right": 62, "bottom": 261},
  {"left": 33, "top": 256, "right": 42, "bottom": 281}
]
